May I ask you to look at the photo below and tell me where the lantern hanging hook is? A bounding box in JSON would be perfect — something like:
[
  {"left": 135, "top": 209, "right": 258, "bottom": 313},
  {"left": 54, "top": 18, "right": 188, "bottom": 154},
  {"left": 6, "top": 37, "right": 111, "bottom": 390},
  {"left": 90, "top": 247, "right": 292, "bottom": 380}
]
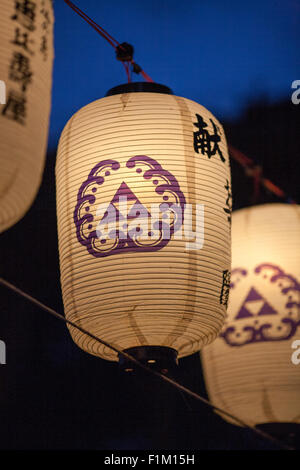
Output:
[
  {"left": 116, "top": 42, "right": 134, "bottom": 62},
  {"left": 115, "top": 42, "right": 154, "bottom": 83}
]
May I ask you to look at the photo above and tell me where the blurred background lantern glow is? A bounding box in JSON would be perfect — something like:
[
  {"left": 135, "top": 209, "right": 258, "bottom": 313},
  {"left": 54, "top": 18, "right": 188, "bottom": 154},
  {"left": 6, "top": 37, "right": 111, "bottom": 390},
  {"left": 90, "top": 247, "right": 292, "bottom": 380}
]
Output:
[
  {"left": 0, "top": 0, "right": 54, "bottom": 232},
  {"left": 56, "top": 83, "right": 231, "bottom": 363},
  {"left": 201, "top": 203, "right": 300, "bottom": 426}
]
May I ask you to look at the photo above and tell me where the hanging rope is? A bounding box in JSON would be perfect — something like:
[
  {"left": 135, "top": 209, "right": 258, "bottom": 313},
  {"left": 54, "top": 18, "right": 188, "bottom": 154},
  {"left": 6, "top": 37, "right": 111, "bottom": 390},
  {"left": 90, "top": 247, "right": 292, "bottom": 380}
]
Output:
[
  {"left": 228, "top": 145, "right": 297, "bottom": 204},
  {"left": 0, "top": 277, "right": 294, "bottom": 451},
  {"left": 63, "top": 0, "right": 154, "bottom": 83}
]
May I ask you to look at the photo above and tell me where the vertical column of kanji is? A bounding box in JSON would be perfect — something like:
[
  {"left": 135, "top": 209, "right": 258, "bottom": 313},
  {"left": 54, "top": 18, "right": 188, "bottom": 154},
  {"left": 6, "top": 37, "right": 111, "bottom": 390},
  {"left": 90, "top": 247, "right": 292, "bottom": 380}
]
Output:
[
  {"left": 0, "top": 0, "right": 54, "bottom": 232},
  {"left": 181, "top": 101, "right": 232, "bottom": 353}
]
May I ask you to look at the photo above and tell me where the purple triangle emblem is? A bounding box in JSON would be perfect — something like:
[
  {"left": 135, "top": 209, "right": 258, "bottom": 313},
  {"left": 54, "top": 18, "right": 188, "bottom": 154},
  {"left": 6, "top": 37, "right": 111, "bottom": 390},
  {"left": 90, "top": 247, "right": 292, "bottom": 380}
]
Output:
[
  {"left": 99, "top": 181, "right": 151, "bottom": 225},
  {"left": 235, "top": 286, "right": 277, "bottom": 319},
  {"left": 111, "top": 181, "right": 140, "bottom": 203}
]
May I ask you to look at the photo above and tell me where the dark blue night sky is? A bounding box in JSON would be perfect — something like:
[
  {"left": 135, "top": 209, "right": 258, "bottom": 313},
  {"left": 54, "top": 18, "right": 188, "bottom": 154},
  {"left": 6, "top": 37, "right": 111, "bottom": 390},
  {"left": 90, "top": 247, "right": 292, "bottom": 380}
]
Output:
[{"left": 49, "top": 0, "right": 300, "bottom": 148}]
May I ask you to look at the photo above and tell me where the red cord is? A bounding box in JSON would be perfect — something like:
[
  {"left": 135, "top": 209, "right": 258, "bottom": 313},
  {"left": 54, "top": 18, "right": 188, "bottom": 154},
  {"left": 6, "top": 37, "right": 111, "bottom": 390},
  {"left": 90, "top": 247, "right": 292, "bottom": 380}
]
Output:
[
  {"left": 229, "top": 144, "right": 296, "bottom": 204},
  {"left": 252, "top": 165, "right": 262, "bottom": 204},
  {"left": 64, "top": 0, "right": 118, "bottom": 48},
  {"left": 140, "top": 69, "right": 154, "bottom": 83},
  {"left": 125, "top": 62, "right": 131, "bottom": 83},
  {"left": 64, "top": 0, "right": 154, "bottom": 82},
  {"left": 128, "top": 62, "right": 132, "bottom": 83},
  {"left": 228, "top": 145, "right": 253, "bottom": 168}
]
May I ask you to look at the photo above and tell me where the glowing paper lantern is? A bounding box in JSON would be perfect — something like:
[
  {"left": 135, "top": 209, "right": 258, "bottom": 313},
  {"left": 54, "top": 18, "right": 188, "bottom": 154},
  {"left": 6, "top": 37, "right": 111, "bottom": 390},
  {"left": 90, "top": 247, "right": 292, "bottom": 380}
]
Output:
[
  {"left": 0, "top": 0, "right": 54, "bottom": 232},
  {"left": 201, "top": 203, "right": 300, "bottom": 426},
  {"left": 56, "top": 82, "right": 231, "bottom": 363}
]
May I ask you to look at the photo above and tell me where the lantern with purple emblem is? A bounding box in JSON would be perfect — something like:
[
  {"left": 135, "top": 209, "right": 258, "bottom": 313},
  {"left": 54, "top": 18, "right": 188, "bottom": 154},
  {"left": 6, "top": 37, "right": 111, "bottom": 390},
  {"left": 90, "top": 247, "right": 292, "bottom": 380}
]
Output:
[
  {"left": 56, "top": 82, "right": 231, "bottom": 368},
  {"left": 201, "top": 203, "right": 300, "bottom": 433}
]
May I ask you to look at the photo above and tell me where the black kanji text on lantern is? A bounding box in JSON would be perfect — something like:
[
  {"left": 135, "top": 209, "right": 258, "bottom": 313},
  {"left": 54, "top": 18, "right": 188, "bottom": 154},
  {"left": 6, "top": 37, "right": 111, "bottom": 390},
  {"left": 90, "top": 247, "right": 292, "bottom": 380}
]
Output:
[
  {"left": 220, "top": 269, "right": 231, "bottom": 307},
  {"left": 193, "top": 113, "right": 225, "bottom": 162},
  {"left": 224, "top": 179, "right": 232, "bottom": 225},
  {"left": 1, "top": 90, "right": 26, "bottom": 124}
]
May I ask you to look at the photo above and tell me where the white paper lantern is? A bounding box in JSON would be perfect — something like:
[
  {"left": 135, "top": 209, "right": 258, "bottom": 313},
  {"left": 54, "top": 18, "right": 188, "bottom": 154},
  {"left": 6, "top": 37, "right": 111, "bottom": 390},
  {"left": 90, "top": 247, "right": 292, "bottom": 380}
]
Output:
[
  {"left": 201, "top": 203, "right": 300, "bottom": 426},
  {"left": 0, "top": 0, "right": 54, "bottom": 232},
  {"left": 56, "top": 83, "right": 231, "bottom": 362}
]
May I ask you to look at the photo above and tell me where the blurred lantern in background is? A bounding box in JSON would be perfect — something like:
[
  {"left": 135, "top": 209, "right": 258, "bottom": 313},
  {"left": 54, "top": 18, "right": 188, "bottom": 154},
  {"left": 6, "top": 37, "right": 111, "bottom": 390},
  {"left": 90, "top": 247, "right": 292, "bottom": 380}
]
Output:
[
  {"left": 56, "top": 82, "right": 231, "bottom": 369},
  {"left": 0, "top": 0, "right": 54, "bottom": 232},
  {"left": 201, "top": 203, "right": 300, "bottom": 434}
]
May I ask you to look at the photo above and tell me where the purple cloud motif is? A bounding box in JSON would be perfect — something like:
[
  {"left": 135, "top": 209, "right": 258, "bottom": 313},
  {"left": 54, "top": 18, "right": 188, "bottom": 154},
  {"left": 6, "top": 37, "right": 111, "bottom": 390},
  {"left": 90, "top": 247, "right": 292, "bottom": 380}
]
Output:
[
  {"left": 74, "top": 155, "right": 186, "bottom": 257},
  {"left": 221, "top": 263, "right": 300, "bottom": 347}
]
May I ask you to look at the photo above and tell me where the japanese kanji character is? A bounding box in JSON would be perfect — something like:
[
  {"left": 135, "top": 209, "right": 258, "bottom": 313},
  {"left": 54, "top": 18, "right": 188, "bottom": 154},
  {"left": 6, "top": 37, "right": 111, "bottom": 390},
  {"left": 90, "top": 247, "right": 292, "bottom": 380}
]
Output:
[
  {"left": 40, "top": 36, "right": 48, "bottom": 61},
  {"left": 223, "top": 179, "right": 232, "bottom": 225},
  {"left": 11, "top": 0, "right": 36, "bottom": 32},
  {"left": 11, "top": 27, "right": 34, "bottom": 55},
  {"left": 1, "top": 90, "right": 26, "bottom": 124},
  {"left": 9, "top": 52, "right": 33, "bottom": 91},
  {"left": 41, "top": 8, "right": 51, "bottom": 30},
  {"left": 220, "top": 270, "right": 231, "bottom": 307},
  {"left": 193, "top": 113, "right": 225, "bottom": 163}
]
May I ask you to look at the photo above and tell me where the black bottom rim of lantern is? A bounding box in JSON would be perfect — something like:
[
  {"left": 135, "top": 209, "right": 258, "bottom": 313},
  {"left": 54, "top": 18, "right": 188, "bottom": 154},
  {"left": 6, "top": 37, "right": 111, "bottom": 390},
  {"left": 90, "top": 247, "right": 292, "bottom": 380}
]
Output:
[
  {"left": 106, "top": 82, "right": 173, "bottom": 97},
  {"left": 118, "top": 346, "right": 178, "bottom": 373},
  {"left": 256, "top": 423, "right": 300, "bottom": 447}
]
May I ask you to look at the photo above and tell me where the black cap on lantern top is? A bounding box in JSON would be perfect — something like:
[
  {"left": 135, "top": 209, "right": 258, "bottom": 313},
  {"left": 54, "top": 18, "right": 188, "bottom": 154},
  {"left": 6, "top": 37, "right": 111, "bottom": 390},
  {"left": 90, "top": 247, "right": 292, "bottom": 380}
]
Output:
[
  {"left": 106, "top": 82, "right": 173, "bottom": 96},
  {"left": 118, "top": 346, "right": 178, "bottom": 374}
]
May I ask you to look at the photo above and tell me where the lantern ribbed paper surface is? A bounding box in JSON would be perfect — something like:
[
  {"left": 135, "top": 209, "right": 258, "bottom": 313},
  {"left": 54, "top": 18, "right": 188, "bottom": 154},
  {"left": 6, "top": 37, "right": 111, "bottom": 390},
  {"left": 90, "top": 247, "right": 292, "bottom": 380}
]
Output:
[
  {"left": 0, "top": 0, "right": 54, "bottom": 232},
  {"left": 56, "top": 88, "right": 231, "bottom": 361},
  {"left": 201, "top": 203, "right": 300, "bottom": 425}
]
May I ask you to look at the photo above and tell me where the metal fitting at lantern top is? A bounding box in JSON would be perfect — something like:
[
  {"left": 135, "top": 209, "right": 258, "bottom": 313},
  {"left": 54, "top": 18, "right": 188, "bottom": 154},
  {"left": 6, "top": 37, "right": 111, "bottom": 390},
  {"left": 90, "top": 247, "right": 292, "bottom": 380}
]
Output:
[{"left": 106, "top": 81, "right": 173, "bottom": 96}]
